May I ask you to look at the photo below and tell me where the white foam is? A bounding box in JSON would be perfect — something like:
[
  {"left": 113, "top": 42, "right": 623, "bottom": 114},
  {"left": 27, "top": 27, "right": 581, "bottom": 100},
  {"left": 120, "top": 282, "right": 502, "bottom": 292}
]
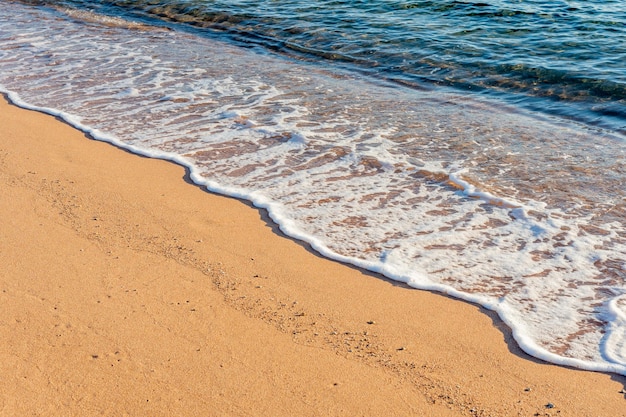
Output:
[{"left": 603, "top": 295, "right": 626, "bottom": 365}]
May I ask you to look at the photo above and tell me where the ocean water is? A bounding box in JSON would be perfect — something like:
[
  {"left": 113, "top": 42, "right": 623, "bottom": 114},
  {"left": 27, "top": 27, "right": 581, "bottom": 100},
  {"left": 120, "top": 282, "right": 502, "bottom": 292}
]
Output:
[{"left": 1, "top": 0, "right": 625, "bottom": 375}]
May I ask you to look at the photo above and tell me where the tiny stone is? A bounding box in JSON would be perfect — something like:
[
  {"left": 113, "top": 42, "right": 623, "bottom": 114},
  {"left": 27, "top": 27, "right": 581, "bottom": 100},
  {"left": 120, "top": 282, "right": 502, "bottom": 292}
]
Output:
[
  {"left": 524, "top": 387, "right": 532, "bottom": 392},
  {"left": 367, "top": 320, "right": 375, "bottom": 325},
  {"left": 545, "top": 403, "right": 555, "bottom": 409}
]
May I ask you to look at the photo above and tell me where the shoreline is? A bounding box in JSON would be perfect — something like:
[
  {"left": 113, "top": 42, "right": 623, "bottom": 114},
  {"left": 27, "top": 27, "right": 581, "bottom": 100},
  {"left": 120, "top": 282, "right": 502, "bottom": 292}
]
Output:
[{"left": 1, "top": 94, "right": 624, "bottom": 415}]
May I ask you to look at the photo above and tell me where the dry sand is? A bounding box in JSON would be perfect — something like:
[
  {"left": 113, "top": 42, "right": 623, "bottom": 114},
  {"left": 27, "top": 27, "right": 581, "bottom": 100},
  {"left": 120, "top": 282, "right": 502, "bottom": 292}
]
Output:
[{"left": 0, "top": 95, "right": 624, "bottom": 416}]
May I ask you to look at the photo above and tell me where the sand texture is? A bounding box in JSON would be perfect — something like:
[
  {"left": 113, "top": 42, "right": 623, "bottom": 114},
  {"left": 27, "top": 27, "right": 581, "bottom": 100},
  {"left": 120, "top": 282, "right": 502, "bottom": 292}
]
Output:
[{"left": 0, "top": 95, "right": 624, "bottom": 416}]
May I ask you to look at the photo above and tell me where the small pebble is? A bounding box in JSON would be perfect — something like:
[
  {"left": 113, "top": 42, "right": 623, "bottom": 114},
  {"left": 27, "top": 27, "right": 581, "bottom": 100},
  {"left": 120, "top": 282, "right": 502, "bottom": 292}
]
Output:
[
  {"left": 367, "top": 320, "right": 375, "bottom": 325},
  {"left": 545, "top": 403, "right": 555, "bottom": 409},
  {"left": 524, "top": 387, "right": 532, "bottom": 392}
]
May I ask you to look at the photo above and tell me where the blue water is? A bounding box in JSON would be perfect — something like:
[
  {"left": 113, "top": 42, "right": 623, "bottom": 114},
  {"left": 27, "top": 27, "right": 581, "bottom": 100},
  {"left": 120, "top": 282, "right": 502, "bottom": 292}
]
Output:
[
  {"left": 1, "top": 0, "right": 625, "bottom": 375},
  {"left": 25, "top": 0, "right": 626, "bottom": 133}
]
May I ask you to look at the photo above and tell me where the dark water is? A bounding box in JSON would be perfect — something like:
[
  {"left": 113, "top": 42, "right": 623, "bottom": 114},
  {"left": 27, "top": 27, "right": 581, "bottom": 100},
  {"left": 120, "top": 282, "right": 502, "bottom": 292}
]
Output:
[{"left": 20, "top": 0, "right": 626, "bottom": 133}]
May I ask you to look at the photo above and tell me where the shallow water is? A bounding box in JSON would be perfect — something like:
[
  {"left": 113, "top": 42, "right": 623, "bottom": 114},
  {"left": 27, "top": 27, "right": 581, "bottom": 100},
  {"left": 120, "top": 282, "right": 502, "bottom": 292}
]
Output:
[
  {"left": 19, "top": 0, "right": 626, "bottom": 133},
  {"left": 1, "top": 1, "right": 625, "bottom": 375}
]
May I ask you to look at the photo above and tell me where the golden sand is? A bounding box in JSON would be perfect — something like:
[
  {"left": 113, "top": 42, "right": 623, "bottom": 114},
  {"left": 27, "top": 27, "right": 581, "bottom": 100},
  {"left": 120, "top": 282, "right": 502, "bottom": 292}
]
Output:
[{"left": 0, "top": 95, "right": 624, "bottom": 416}]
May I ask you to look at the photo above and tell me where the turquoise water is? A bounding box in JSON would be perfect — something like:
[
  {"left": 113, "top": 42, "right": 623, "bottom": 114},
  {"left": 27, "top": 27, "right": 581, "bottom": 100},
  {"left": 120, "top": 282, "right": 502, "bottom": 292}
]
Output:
[
  {"left": 22, "top": 0, "right": 626, "bottom": 132},
  {"left": 1, "top": 1, "right": 625, "bottom": 375}
]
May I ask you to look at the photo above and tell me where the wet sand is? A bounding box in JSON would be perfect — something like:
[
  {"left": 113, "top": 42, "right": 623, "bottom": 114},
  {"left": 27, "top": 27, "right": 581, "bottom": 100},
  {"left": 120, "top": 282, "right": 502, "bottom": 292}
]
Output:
[{"left": 0, "top": 95, "right": 624, "bottom": 416}]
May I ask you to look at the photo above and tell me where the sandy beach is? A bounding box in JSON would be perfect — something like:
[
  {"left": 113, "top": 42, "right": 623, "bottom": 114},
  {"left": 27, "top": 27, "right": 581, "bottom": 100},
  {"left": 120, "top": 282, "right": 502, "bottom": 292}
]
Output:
[{"left": 0, "top": 94, "right": 624, "bottom": 416}]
